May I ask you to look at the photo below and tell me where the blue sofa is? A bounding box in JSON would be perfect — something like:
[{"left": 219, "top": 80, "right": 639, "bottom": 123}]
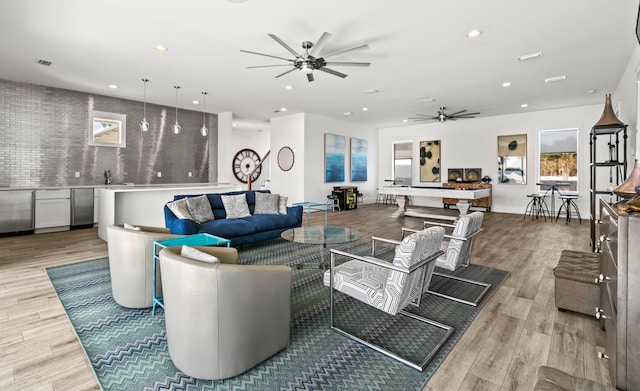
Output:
[{"left": 164, "top": 190, "right": 303, "bottom": 246}]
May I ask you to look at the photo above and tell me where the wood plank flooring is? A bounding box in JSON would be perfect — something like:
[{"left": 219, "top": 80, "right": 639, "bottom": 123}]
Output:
[{"left": 0, "top": 204, "right": 610, "bottom": 390}]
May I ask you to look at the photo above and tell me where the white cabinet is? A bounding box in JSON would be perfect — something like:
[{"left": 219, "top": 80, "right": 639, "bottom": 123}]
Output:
[{"left": 35, "top": 189, "right": 71, "bottom": 231}]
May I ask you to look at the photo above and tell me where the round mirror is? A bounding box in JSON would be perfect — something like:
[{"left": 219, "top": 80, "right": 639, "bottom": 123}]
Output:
[{"left": 277, "top": 146, "right": 295, "bottom": 171}]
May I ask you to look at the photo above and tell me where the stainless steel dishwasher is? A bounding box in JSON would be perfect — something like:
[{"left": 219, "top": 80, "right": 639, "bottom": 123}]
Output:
[
  {"left": 0, "top": 190, "right": 35, "bottom": 234},
  {"left": 71, "top": 188, "right": 95, "bottom": 228}
]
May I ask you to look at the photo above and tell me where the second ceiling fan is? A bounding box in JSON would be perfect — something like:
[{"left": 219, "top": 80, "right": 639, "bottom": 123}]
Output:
[
  {"left": 240, "top": 32, "right": 370, "bottom": 82},
  {"left": 411, "top": 107, "right": 480, "bottom": 122}
]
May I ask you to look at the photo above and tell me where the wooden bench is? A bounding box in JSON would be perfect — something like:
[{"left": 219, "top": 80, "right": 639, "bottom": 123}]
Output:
[{"left": 553, "top": 250, "right": 600, "bottom": 316}]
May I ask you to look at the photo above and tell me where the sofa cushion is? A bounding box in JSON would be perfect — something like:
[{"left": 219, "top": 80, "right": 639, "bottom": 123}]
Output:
[
  {"left": 254, "top": 192, "right": 280, "bottom": 215},
  {"left": 166, "top": 198, "right": 194, "bottom": 220},
  {"left": 180, "top": 245, "right": 219, "bottom": 263},
  {"left": 198, "top": 218, "right": 256, "bottom": 238},
  {"left": 245, "top": 214, "right": 299, "bottom": 232},
  {"left": 221, "top": 194, "right": 251, "bottom": 219},
  {"left": 278, "top": 195, "right": 288, "bottom": 214},
  {"left": 186, "top": 195, "right": 215, "bottom": 223}
]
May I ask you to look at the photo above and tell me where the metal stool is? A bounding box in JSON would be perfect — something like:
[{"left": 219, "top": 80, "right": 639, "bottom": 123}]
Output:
[
  {"left": 327, "top": 195, "right": 341, "bottom": 212},
  {"left": 556, "top": 195, "right": 581, "bottom": 224},
  {"left": 523, "top": 194, "right": 550, "bottom": 220}
]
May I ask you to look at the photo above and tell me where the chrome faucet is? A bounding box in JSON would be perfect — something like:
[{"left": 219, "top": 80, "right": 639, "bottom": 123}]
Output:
[{"left": 104, "top": 169, "right": 112, "bottom": 185}]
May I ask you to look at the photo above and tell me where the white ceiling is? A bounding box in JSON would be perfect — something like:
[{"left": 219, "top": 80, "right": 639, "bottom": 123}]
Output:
[{"left": 0, "top": 0, "right": 638, "bottom": 130}]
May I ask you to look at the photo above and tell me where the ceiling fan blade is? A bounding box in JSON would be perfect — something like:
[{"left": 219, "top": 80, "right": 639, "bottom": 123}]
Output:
[
  {"left": 317, "top": 67, "right": 348, "bottom": 78},
  {"left": 455, "top": 112, "right": 480, "bottom": 116},
  {"left": 448, "top": 110, "right": 467, "bottom": 116},
  {"left": 307, "top": 72, "right": 315, "bottom": 82},
  {"left": 321, "top": 44, "right": 369, "bottom": 59},
  {"left": 240, "top": 49, "right": 294, "bottom": 62},
  {"left": 324, "top": 61, "right": 370, "bottom": 67},
  {"left": 274, "top": 68, "right": 297, "bottom": 78},
  {"left": 247, "top": 64, "right": 295, "bottom": 69},
  {"left": 309, "top": 32, "right": 332, "bottom": 57},
  {"left": 268, "top": 34, "right": 302, "bottom": 57}
]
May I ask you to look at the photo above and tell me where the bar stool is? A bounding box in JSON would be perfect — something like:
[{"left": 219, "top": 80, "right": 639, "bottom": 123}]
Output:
[
  {"left": 556, "top": 195, "right": 581, "bottom": 224},
  {"left": 327, "top": 194, "right": 341, "bottom": 212},
  {"left": 523, "top": 194, "right": 550, "bottom": 220}
]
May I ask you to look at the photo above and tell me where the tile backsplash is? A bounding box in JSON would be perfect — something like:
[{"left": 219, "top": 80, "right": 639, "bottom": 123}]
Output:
[{"left": 0, "top": 79, "right": 217, "bottom": 187}]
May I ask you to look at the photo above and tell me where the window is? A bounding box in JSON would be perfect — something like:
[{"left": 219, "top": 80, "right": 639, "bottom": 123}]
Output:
[
  {"left": 539, "top": 129, "right": 578, "bottom": 191},
  {"left": 393, "top": 141, "right": 412, "bottom": 185}
]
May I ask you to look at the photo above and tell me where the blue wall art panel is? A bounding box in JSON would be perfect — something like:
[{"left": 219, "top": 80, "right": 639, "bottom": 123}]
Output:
[
  {"left": 350, "top": 138, "right": 368, "bottom": 181},
  {"left": 325, "top": 133, "right": 345, "bottom": 182}
]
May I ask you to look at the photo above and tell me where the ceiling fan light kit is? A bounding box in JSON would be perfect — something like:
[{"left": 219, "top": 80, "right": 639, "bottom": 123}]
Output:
[{"left": 241, "top": 32, "right": 370, "bottom": 83}]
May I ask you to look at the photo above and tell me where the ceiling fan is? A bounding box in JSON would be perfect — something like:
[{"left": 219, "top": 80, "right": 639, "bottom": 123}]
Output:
[
  {"left": 240, "top": 32, "right": 370, "bottom": 82},
  {"left": 410, "top": 107, "right": 480, "bottom": 123}
]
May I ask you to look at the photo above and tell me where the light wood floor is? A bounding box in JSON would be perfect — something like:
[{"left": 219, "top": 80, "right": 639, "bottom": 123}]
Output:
[{"left": 0, "top": 204, "right": 609, "bottom": 390}]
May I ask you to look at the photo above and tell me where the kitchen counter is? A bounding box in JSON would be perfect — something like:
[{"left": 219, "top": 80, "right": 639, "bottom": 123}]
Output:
[
  {"left": 97, "top": 183, "right": 242, "bottom": 240},
  {"left": 0, "top": 183, "right": 227, "bottom": 190}
]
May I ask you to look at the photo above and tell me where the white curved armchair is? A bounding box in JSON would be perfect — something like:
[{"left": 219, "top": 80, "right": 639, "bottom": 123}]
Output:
[
  {"left": 107, "top": 224, "right": 181, "bottom": 308},
  {"left": 159, "top": 246, "right": 292, "bottom": 380}
]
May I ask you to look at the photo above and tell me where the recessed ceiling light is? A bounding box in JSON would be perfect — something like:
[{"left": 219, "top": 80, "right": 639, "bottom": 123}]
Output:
[
  {"left": 502, "top": 82, "right": 511, "bottom": 87},
  {"left": 466, "top": 29, "right": 482, "bottom": 38},
  {"left": 364, "top": 89, "right": 379, "bottom": 94},
  {"left": 192, "top": 100, "right": 199, "bottom": 104},
  {"left": 521, "top": 103, "right": 529, "bottom": 108},
  {"left": 280, "top": 107, "right": 287, "bottom": 112},
  {"left": 588, "top": 89, "right": 597, "bottom": 94},
  {"left": 232, "top": 123, "right": 237, "bottom": 127},
  {"left": 402, "top": 119, "right": 408, "bottom": 123},
  {"left": 227, "top": 0, "right": 248, "bottom": 3},
  {"left": 108, "top": 84, "right": 118, "bottom": 89},
  {"left": 285, "top": 85, "right": 293, "bottom": 90},
  {"left": 344, "top": 112, "right": 353, "bottom": 116},
  {"left": 155, "top": 45, "right": 168, "bottom": 52},
  {"left": 420, "top": 97, "right": 436, "bottom": 103},
  {"left": 517, "top": 51, "right": 543, "bottom": 62},
  {"left": 362, "top": 107, "right": 368, "bottom": 111},
  {"left": 544, "top": 75, "right": 566, "bottom": 83}
]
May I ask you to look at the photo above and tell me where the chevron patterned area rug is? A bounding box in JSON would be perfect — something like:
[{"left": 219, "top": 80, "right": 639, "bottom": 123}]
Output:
[{"left": 46, "top": 238, "right": 507, "bottom": 391}]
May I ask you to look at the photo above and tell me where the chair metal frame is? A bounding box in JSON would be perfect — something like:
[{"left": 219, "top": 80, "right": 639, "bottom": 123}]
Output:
[
  {"left": 401, "top": 218, "right": 490, "bottom": 307},
  {"left": 328, "top": 241, "right": 453, "bottom": 371}
]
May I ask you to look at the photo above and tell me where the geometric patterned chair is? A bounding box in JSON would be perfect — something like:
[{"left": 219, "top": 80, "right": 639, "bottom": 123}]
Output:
[
  {"left": 323, "top": 226, "right": 454, "bottom": 371},
  {"left": 401, "top": 211, "right": 489, "bottom": 306}
]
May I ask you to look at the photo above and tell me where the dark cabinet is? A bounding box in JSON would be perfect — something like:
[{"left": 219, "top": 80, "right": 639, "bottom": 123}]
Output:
[{"left": 331, "top": 186, "right": 358, "bottom": 210}]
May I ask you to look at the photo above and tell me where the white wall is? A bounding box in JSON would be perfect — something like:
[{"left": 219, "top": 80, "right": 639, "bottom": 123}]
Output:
[
  {"left": 303, "top": 113, "right": 378, "bottom": 204},
  {"left": 270, "top": 113, "right": 306, "bottom": 204},
  {"left": 613, "top": 44, "right": 640, "bottom": 159},
  {"left": 379, "top": 105, "right": 603, "bottom": 214},
  {"left": 269, "top": 112, "right": 378, "bottom": 205}
]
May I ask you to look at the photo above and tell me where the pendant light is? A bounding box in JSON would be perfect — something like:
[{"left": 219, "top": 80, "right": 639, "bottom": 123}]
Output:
[
  {"left": 172, "top": 85, "right": 181, "bottom": 134},
  {"left": 200, "top": 91, "right": 209, "bottom": 137},
  {"left": 139, "top": 78, "right": 150, "bottom": 131}
]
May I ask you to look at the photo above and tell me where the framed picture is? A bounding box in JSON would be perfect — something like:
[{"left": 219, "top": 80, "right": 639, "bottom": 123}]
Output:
[
  {"left": 419, "top": 140, "right": 441, "bottom": 182},
  {"left": 498, "top": 134, "right": 527, "bottom": 184},
  {"left": 325, "top": 133, "right": 345, "bottom": 182},
  {"left": 350, "top": 138, "right": 367, "bottom": 181},
  {"left": 88, "top": 110, "right": 127, "bottom": 148}
]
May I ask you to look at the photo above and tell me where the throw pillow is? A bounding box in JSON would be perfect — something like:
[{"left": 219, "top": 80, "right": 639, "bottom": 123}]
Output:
[
  {"left": 254, "top": 192, "right": 280, "bottom": 214},
  {"left": 186, "top": 195, "right": 215, "bottom": 223},
  {"left": 123, "top": 223, "right": 141, "bottom": 231},
  {"left": 278, "top": 195, "right": 288, "bottom": 214},
  {"left": 221, "top": 194, "right": 251, "bottom": 218},
  {"left": 166, "top": 198, "right": 194, "bottom": 220},
  {"left": 180, "top": 245, "right": 219, "bottom": 263}
]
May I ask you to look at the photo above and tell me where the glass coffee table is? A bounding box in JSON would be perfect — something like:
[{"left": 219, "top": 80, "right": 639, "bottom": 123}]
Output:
[{"left": 281, "top": 226, "right": 363, "bottom": 269}]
